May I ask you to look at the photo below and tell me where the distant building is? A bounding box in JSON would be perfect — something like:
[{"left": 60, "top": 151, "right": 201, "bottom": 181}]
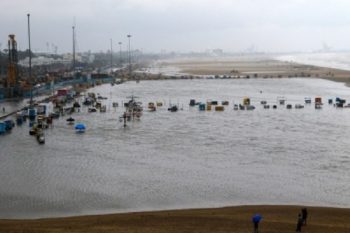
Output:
[{"left": 212, "top": 49, "right": 224, "bottom": 56}]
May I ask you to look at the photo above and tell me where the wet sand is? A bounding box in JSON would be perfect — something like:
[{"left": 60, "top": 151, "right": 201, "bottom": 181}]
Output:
[
  {"left": 1, "top": 205, "right": 350, "bottom": 233},
  {"left": 154, "top": 56, "right": 350, "bottom": 85}
]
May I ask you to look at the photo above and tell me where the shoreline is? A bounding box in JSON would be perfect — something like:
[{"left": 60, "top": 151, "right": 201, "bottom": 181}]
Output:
[
  {"left": 143, "top": 56, "right": 350, "bottom": 86},
  {"left": 1, "top": 205, "right": 349, "bottom": 233}
]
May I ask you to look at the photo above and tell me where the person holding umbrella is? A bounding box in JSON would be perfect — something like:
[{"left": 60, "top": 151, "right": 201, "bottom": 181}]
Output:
[{"left": 252, "top": 214, "right": 262, "bottom": 233}]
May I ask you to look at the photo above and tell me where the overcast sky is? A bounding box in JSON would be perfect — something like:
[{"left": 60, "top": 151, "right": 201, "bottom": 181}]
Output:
[{"left": 1, "top": 0, "right": 350, "bottom": 53}]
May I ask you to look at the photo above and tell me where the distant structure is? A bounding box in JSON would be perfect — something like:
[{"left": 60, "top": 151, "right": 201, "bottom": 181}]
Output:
[
  {"left": 322, "top": 42, "right": 331, "bottom": 52},
  {"left": 6, "top": 35, "right": 18, "bottom": 90},
  {"left": 212, "top": 49, "right": 224, "bottom": 56}
]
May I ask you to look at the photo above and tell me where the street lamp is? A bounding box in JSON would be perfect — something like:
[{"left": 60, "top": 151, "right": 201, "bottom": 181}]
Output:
[
  {"left": 27, "top": 13, "right": 33, "bottom": 106},
  {"left": 127, "top": 34, "right": 132, "bottom": 77},
  {"left": 118, "top": 42, "right": 122, "bottom": 66},
  {"left": 110, "top": 38, "right": 113, "bottom": 74},
  {"left": 72, "top": 26, "right": 76, "bottom": 71}
]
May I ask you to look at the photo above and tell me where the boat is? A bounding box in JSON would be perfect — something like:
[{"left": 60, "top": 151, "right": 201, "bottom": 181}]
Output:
[
  {"left": 168, "top": 105, "right": 178, "bottom": 112},
  {"left": 277, "top": 97, "right": 286, "bottom": 105},
  {"left": 315, "top": 103, "right": 322, "bottom": 109},
  {"left": 36, "top": 130, "right": 45, "bottom": 144},
  {"left": 211, "top": 101, "right": 218, "bottom": 105},
  {"left": 4, "top": 120, "right": 15, "bottom": 131},
  {"left": 75, "top": 123, "right": 86, "bottom": 133},
  {"left": 49, "top": 112, "right": 60, "bottom": 119},
  {"left": 16, "top": 112, "right": 24, "bottom": 125},
  {"left": 95, "top": 102, "right": 102, "bottom": 109},
  {"left": 28, "top": 108, "right": 36, "bottom": 121},
  {"left": 315, "top": 97, "right": 322, "bottom": 105},
  {"left": 125, "top": 95, "right": 143, "bottom": 118},
  {"left": 97, "top": 95, "right": 108, "bottom": 100},
  {"left": 73, "top": 102, "right": 81, "bottom": 108},
  {"left": 36, "top": 104, "right": 47, "bottom": 115},
  {"left": 148, "top": 102, "right": 156, "bottom": 112},
  {"left": 335, "top": 97, "right": 346, "bottom": 107},
  {"left": 304, "top": 97, "right": 311, "bottom": 104},
  {"left": 88, "top": 107, "right": 97, "bottom": 112},
  {"left": 0, "top": 122, "right": 6, "bottom": 134},
  {"left": 83, "top": 97, "right": 94, "bottom": 106},
  {"left": 243, "top": 97, "right": 250, "bottom": 106},
  {"left": 215, "top": 106, "right": 224, "bottom": 111},
  {"left": 66, "top": 117, "right": 75, "bottom": 125},
  {"left": 246, "top": 105, "right": 255, "bottom": 110},
  {"left": 29, "top": 125, "right": 38, "bottom": 135},
  {"left": 100, "top": 105, "right": 107, "bottom": 112},
  {"left": 189, "top": 99, "right": 196, "bottom": 106}
]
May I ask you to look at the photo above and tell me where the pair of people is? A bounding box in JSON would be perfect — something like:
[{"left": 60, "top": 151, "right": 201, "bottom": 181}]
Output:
[
  {"left": 296, "top": 208, "right": 308, "bottom": 232},
  {"left": 252, "top": 208, "right": 308, "bottom": 233}
]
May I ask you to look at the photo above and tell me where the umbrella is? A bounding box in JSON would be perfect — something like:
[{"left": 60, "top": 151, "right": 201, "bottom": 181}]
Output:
[
  {"left": 252, "top": 214, "right": 262, "bottom": 223},
  {"left": 75, "top": 123, "right": 86, "bottom": 130}
]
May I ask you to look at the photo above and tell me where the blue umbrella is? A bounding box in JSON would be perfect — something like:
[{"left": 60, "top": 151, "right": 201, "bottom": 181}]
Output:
[
  {"left": 252, "top": 214, "right": 262, "bottom": 223},
  {"left": 75, "top": 123, "right": 86, "bottom": 130}
]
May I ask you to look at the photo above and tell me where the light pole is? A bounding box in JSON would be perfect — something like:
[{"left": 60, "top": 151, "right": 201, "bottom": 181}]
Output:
[
  {"left": 72, "top": 26, "right": 76, "bottom": 71},
  {"left": 27, "top": 13, "right": 33, "bottom": 106},
  {"left": 110, "top": 38, "right": 113, "bottom": 74},
  {"left": 127, "top": 34, "right": 132, "bottom": 77},
  {"left": 118, "top": 42, "right": 122, "bottom": 66}
]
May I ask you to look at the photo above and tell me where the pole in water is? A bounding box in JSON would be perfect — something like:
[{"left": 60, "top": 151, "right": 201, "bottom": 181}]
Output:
[{"left": 123, "top": 112, "right": 127, "bottom": 127}]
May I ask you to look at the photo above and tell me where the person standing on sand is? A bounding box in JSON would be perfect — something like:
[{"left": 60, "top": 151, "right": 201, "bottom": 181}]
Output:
[
  {"left": 252, "top": 214, "right": 262, "bottom": 233},
  {"left": 301, "top": 208, "right": 308, "bottom": 226},
  {"left": 296, "top": 213, "right": 303, "bottom": 232}
]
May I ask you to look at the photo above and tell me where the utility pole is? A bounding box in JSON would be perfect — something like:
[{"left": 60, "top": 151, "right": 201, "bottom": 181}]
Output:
[{"left": 27, "top": 13, "right": 33, "bottom": 106}]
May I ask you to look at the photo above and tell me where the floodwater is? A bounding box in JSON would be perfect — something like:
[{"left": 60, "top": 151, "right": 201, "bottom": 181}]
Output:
[{"left": 1, "top": 78, "right": 350, "bottom": 219}]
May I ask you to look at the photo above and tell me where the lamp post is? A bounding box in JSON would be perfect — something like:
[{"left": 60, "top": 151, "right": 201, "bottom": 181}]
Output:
[
  {"left": 27, "top": 13, "right": 33, "bottom": 106},
  {"left": 110, "top": 38, "right": 113, "bottom": 74},
  {"left": 118, "top": 42, "right": 122, "bottom": 66},
  {"left": 127, "top": 34, "right": 132, "bottom": 77},
  {"left": 72, "top": 26, "right": 76, "bottom": 71}
]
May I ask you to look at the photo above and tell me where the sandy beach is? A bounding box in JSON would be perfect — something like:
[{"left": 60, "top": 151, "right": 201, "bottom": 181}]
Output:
[
  {"left": 151, "top": 56, "right": 350, "bottom": 85},
  {"left": 1, "top": 205, "right": 349, "bottom": 233}
]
